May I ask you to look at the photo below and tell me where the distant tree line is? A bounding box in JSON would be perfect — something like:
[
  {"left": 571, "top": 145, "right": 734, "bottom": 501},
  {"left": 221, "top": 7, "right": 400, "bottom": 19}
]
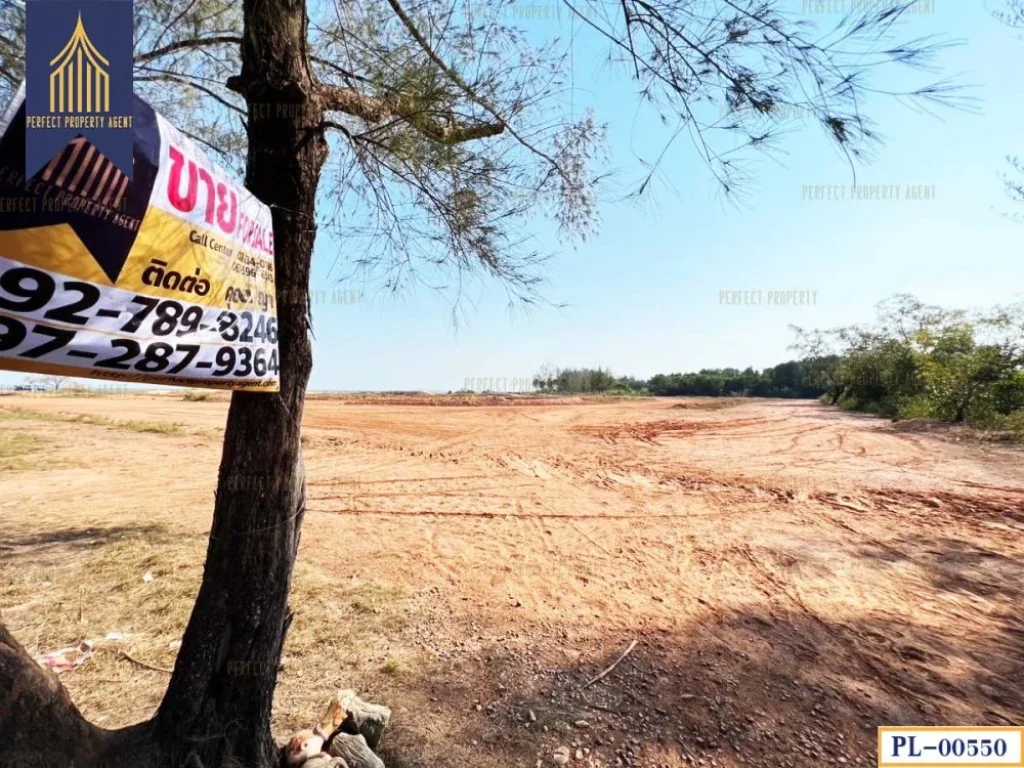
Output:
[
  {"left": 531, "top": 362, "right": 824, "bottom": 398},
  {"left": 534, "top": 295, "right": 1024, "bottom": 433},
  {"left": 532, "top": 366, "right": 621, "bottom": 394}
]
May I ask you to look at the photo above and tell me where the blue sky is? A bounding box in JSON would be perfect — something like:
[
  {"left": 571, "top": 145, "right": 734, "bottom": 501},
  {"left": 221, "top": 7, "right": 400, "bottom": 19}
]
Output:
[
  {"left": 300, "top": 1, "right": 1022, "bottom": 391},
  {"left": 3, "top": 0, "right": 1021, "bottom": 392}
]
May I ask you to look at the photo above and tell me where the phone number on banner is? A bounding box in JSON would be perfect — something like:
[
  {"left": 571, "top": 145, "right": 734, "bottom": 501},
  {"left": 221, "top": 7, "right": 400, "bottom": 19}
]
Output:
[
  {"left": 0, "top": 315, "right": 279, "bottom": 384},
  {"left": 0, "top": 257, "right": 277, "bottom": 347}
]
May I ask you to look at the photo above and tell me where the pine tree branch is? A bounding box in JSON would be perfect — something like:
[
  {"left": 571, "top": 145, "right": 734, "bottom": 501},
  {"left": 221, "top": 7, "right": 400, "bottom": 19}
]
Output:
[
  {"left": 319, "top": 84, "right": 504, "bottom": 145},
  {"left": 136, "top": 71, "right": 246, "bottom": 116},
  {"left": 382, "top": 0, "right": 566, "bottom": 173},
  {"left": 135, "top": 35, "right": 242, "bottom": 64}
]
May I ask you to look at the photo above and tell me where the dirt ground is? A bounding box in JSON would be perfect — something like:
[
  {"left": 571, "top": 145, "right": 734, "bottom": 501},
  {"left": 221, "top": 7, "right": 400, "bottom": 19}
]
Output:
[{"left": 1, "top": 394, "right": 1021, "bottom": 767}]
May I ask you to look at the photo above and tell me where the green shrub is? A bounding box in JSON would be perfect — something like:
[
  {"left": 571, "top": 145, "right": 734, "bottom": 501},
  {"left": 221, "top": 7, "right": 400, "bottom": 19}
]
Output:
[
  {"left": 894, "top": 396, "right": 935, "bottom": 420},
  {"left": 1000, "top": 410, "right": 1024, "bottom": 442}
]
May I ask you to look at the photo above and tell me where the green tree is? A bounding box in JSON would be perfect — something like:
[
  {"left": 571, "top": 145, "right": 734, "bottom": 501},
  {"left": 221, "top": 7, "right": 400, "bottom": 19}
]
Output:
[
  {"left": 788, "top": 327, "right": 849, "bottom": 403},
  {"left": 913, "top": 323, "right": 1010, "bottom": 423}
]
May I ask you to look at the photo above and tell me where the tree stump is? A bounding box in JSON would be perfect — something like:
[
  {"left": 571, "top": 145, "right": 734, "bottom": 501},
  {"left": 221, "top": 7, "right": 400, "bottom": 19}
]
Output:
[
  {"left": 318, "top": 689, "right": 391, "bottom": 750},
  {"left": 327, "top": 733, "right": 384, "bottom": 768},
  {"left": 304, "top": 756, "right": 348, "bottom": 768}
]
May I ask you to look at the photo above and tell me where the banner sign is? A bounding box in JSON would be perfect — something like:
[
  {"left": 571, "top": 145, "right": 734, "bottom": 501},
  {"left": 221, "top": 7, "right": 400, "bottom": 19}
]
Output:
[
  {"left": 0, "top": 85, "right": 279, "bottom": 391},
  {"left": 25, "top": 0, "right": 135, "bottom": 179}
]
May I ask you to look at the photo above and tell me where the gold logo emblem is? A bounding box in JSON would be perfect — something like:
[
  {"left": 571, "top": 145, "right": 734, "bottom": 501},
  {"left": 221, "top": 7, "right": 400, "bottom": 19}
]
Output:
[{"left": 49, "top": 13, "right": 110, "bottom": 113}]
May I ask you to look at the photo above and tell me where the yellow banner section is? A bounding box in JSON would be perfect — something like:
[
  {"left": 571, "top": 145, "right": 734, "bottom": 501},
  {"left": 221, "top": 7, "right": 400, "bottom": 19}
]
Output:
[
  {"left": 0, "top": 223, "right": 110, "bottom": 284},
  {"left": 0, "top": 206, "right": 275, "bottom": 311}
]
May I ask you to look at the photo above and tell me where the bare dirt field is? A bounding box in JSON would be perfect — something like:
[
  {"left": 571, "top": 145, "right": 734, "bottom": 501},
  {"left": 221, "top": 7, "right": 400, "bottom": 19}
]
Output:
[{"left": 1, "top": 394, "right": 1021, "bottom": 767}]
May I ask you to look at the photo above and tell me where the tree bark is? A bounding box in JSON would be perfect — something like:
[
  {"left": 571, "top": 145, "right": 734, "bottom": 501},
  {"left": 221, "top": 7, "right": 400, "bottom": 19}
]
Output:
[
  {"left": 0, "top": 625, "right": 103, "bottom": 768},
  {"left": 153, "top": 0, "right": 327, "bottom": 765},
  {"left": 0, "top": 625, "right": 157, "bottom": 768},
  {"left": 829, "top": 384, "right": 845, "bottom": 405}
]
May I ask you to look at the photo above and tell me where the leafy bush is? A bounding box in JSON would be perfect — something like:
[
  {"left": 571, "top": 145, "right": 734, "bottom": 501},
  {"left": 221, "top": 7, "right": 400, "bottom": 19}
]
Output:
[
  {"left": 894, "top": 396, "right": 936, "bottom": 420},
  {"left": 1003, "top": 411, "right": 1024, "bottom": 441}
]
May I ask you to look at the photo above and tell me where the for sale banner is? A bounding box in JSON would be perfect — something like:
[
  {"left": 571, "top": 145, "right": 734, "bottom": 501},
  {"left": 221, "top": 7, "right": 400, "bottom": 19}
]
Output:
[{"left": 0, "top": 84, "right": 279, "bottom": 391}]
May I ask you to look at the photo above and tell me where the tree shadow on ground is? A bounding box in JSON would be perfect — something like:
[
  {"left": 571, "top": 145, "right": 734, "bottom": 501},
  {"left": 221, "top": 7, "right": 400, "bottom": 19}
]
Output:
[
  {"left": 0, "top": 524, "right": 170, "bottom": 563},
  {"left": 0, "top": 524, "right": 174, "bottom": 577},
  {"left": 855, "top": 535, "right": 1023, "bottom": 601},
  {"left": 377, "top": 605, "right": 1022, "bottom": 768}
]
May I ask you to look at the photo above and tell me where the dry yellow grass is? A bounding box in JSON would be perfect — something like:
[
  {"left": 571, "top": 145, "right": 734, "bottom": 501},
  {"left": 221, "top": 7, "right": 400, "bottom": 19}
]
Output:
[
  {"left": 0, "top": 406, "right": 190, "bottom": 435},
  {"left": 0, "top": 431, "right": 49, "bottom": 471},
  {"left": 0, "top": 519, "right": 417, "bottom": 738}
]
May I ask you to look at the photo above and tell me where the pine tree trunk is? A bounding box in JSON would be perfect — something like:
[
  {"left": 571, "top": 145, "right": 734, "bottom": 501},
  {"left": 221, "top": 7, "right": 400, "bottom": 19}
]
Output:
[{"left": 153, "top": 0, "right": 327, "bottom": 764}]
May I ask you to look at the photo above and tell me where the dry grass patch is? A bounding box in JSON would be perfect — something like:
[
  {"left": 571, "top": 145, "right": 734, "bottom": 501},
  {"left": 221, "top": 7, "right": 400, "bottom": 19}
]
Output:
[
  {"left": 273, "top": 561, "right": 416, "bottom": 735},
  {"left": 0, "top": 519, "right": 418, "bottom": 738},
  {"left": 0, "top": 431, "right": 49, "bottom": 471},
  {"left": 119, "top": 420, "right": 186, "bottom": 435},
  {"left": 181, "top": 390, "right": 229, "bottom": 402},
  {"left": 0, "top": 406, "right": 186, "bottom": 435},
  {"left": 0, "top": 524, "right": 203, "bottom": 726}
]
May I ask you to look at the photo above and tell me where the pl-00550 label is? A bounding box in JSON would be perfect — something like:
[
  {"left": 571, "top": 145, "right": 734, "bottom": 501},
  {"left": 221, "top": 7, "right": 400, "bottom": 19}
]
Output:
[{"left": 879, "top": 727, "right": 1023, "bottom": 767}]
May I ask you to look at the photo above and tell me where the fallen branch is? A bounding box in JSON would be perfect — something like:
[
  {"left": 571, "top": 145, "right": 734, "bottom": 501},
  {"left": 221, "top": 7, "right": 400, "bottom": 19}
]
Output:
[
  {"left": 118, "top": 649, "right": 173, "bottom": 674},
  {"left": 581, "top": 638, "right": 638, "bottom": 689},
  {"left": 676, "top": 735, "right": 698, "bottom": 762},
  {"left": 579, "top": 700, "right": 625, "bottom": 715}
]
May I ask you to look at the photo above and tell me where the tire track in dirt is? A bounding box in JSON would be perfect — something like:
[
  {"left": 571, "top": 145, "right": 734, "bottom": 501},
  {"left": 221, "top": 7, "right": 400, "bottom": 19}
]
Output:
[
  {"left": 422, "top": 528, "right": 460, "bottom": 583},
  {"left": 571, "top": 416, "right": 787, "bottom": 443},
  {"left": 310, "top": 473, "right": 502, "bottom": 487}
]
